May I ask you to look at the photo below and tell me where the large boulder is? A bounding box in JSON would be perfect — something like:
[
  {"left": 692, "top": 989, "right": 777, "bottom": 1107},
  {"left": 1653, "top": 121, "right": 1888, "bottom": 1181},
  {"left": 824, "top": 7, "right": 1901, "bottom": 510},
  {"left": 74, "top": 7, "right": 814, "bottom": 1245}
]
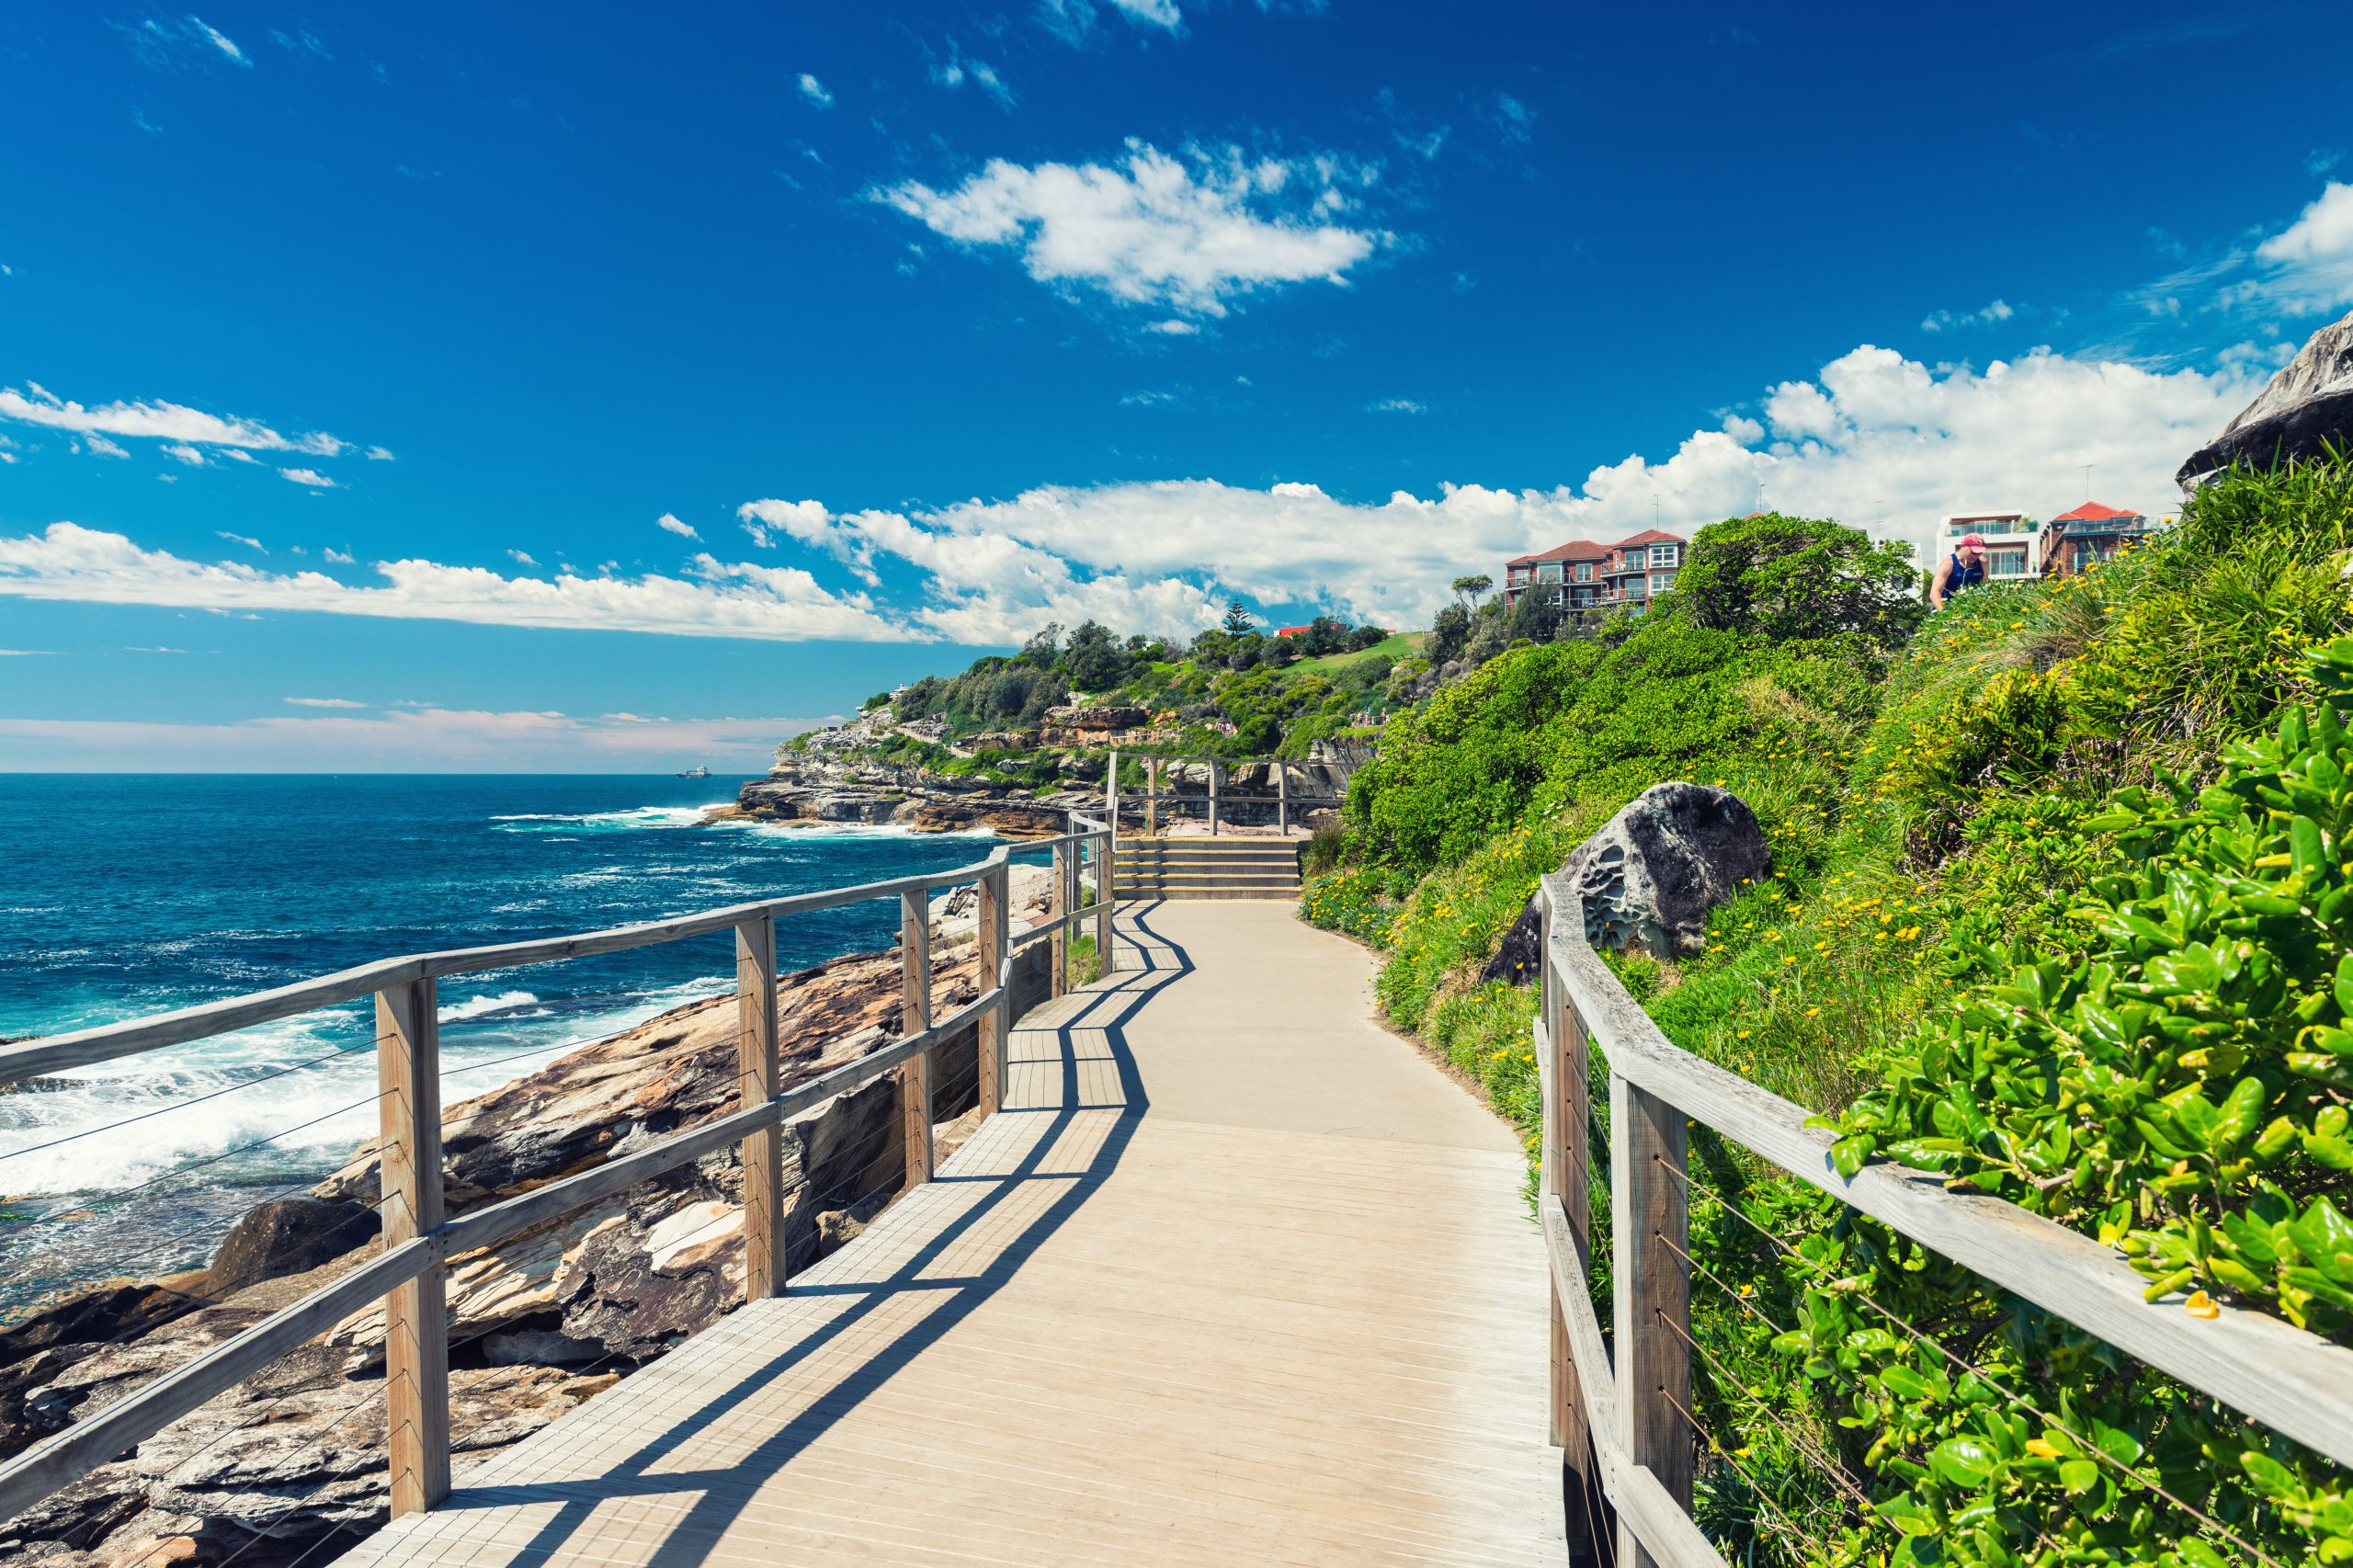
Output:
[
  {"left": 1481, "top": 783, "right": 1770, "bottom": 983},
  {"left": 205, "top": 1199, "right": 380, "bottom": 1294},
  {"left": 2178, "top": 308, "right": 2353, "bottom": 486}
]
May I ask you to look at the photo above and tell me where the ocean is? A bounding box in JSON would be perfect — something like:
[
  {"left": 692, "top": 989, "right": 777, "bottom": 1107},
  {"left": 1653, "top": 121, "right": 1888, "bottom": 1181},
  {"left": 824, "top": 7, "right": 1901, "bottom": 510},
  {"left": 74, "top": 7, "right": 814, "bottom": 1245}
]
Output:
[{"left": 0, "top": 775, "right": 1011, "bottom": 1317}]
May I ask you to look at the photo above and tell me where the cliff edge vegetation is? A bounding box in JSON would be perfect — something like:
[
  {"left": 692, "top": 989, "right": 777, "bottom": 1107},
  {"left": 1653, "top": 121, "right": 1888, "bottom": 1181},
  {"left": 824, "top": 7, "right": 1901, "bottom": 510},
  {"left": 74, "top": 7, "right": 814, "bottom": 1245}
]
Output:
[{"left": 1302, "top": 468, "right": 2353, "bottom": 1566}]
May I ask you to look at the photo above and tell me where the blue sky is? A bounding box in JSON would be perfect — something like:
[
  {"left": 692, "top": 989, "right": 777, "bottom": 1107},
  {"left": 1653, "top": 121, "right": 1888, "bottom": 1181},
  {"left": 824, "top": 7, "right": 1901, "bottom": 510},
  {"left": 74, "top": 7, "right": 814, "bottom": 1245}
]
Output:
[{"left": 3, "top": 0, "right": 2350, "bottom": 769}]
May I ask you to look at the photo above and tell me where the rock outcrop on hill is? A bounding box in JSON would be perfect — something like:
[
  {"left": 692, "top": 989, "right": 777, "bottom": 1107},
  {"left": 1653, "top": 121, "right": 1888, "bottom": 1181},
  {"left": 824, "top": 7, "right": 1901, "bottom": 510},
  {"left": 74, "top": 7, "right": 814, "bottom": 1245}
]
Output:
[
  {"left": 733, "top": 755, "right": 1075, "bottom": 838},
  {"left": 0, "top": 879, "right": 1066, "bottom": 1568},
  {"left": 2178, "top": 307, "right": 2353, "bottom": 486},
  {"left": 1483, "top": 782, "right": 1772, "bottom": 983}
]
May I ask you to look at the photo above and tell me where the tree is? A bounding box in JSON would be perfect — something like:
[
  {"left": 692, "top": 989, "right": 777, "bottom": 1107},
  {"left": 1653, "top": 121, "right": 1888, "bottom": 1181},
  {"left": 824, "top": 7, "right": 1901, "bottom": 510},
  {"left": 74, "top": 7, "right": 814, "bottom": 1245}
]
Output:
[
  {"left": 1427, "top": 603, "right": 1472, "bottom": 664},
  {"left": 1018, "top": 623, "right": 1064, "bottom": 667},
  {"left": 1675, "top": 512, "right": 1925, "bottom": 647},
  {"left": 1064, "top": 619, "right": 1130, "bottom": 691},
  {"left": 1221, "top": 598, "right": 1256, "bottom": 635},
  {"left": 1450, "top": 574, "right": 1493, "bottom": 608}
]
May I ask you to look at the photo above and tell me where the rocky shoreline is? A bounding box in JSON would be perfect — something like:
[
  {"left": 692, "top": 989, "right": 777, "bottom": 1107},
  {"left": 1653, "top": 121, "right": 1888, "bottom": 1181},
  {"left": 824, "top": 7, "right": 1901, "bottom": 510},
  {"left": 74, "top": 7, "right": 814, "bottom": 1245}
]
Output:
[{"left": 0, "top": 871, "right": 1062, "bottom": 1568}]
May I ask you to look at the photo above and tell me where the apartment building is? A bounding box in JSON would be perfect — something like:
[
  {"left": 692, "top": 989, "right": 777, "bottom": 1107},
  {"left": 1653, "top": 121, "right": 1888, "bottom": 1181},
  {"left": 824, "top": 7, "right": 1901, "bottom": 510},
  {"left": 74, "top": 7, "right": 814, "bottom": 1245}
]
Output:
[
  {"left": 1503, "top": 530, "right": 1684, "bottom": 613},
  {"left": 1940, "top": 513, "right": 2040, "bottom": 580},
  {"left": 2039, "top": 502, "right": 2155, "bottom": 574}
]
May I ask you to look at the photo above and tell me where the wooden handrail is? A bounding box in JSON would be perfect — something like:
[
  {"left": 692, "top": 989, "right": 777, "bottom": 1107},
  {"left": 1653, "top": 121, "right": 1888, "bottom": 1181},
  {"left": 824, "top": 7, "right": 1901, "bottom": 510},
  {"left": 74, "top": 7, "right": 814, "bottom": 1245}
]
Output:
[
  {"left": 1535, "top": 873, "right": 2353, "bottom": 1565},
  {"left": 0, "top": 817, "right": 1114, "bottom": 1530}
]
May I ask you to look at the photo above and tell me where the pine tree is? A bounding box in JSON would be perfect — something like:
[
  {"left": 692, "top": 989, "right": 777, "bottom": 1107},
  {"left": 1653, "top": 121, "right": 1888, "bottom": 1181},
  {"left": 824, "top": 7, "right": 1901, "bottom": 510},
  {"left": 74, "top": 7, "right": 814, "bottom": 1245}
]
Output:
[{"left": 1220, "top": 598, "right": 1255, "bottom": 635}]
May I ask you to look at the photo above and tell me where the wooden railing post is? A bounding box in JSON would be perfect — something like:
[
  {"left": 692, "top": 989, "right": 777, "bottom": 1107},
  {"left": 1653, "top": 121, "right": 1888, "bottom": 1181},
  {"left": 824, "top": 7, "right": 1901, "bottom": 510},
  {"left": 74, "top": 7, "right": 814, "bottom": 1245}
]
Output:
[
  {"left": 736, "top": 915, "right": 781, "bottom": 1301},
  {"left": 1613, "top": 1072, "right": 1692, "bottom": 1568},
  {"left": 1276, "top": 761, "right": 1290, "bottom": 836},
  {"left": 1094, "top": 831, "right": 1114, "bottom": 974},
  {"left": 900, "top": 889, "right": 934, "bottom": 1190},
  {"left": 376, "top": 977, "right": 449, "bottom": 1518},
  {"left": 1208, "top": 760, "right": 1222, "bottom": 836},
  {"left": 979, "top": 863, "right": 1007, "bottom": 1113},
  {"left": 1146, "top": 757, "right": 1159, "bottom": 838},
  {"left": 1106, "top": 748, "right": 1120, "bottom": 853},
  {"left": 1049, "top": 838, "right": 1069, "bottom": 999}
]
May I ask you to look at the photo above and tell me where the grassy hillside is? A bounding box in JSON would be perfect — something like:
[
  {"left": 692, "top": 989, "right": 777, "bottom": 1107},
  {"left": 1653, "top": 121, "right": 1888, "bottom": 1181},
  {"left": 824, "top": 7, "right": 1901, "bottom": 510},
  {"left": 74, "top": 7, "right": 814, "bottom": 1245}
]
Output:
[
  {"left": 854, "top": 614, "right": 1404, "bottom": 760},
  {"left": 1302, "top": 476, "right": 2353, "bottom": 1565}
]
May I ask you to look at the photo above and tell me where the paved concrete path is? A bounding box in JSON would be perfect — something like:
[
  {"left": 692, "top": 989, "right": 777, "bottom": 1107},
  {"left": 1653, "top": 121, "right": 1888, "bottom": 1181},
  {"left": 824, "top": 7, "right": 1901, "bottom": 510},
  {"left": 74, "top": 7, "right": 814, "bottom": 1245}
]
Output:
[{"left": 337, "top": 902, "right": 1566, "bottom": 1566}]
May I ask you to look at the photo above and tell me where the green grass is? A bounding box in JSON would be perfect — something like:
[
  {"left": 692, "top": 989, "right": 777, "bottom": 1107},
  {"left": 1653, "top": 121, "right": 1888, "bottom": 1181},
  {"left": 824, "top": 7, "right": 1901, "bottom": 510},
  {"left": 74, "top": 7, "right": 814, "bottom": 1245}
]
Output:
[{"left": 1289, "top": 631, "right": 1425, "bottom": 676}]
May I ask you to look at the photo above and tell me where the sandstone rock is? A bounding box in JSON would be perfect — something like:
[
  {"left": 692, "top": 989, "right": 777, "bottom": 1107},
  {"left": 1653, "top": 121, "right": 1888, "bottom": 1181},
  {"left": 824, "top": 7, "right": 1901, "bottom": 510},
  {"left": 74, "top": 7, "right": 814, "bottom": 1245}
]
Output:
[
  {"left": 205, "top": 1199, "right": 379, "bottom": 1295},
  {"left": 1483, "top": 783, "right": 1770, "bottom": 979},
  {"left": 2179, "top": 308, "right": 2353, "bottom": 486}
]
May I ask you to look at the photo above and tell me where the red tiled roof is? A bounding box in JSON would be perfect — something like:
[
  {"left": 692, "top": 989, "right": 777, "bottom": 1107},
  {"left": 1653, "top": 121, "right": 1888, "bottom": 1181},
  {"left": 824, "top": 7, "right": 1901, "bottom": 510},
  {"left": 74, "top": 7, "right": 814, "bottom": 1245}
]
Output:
[
  {"left": 1536, "top": 540, "right": 1608, "bottom": 561},
  {"left": 1611, "top": 528, "right": 1684, "bottom": 548},
  {"left": 2051, "top": 501, "right": 2143, "bottom": 524},
  {"left": 1275, "top": 625, "right": 1313, "bottom": 637}
]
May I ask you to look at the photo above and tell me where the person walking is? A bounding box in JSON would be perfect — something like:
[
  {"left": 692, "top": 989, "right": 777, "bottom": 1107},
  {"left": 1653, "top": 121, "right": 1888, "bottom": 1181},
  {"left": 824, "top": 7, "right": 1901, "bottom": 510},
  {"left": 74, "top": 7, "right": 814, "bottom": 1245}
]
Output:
[{"left": 1930, "top": 532, "right": 1990, "bottom": 610}]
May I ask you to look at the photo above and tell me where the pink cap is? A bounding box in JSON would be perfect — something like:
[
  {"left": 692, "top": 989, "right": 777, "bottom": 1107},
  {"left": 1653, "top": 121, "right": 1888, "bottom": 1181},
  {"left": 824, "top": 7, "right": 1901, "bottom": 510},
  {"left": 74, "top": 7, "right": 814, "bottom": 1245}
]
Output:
[{"left": 1961, "top": 532, "right": 1986, "bottom": 549}]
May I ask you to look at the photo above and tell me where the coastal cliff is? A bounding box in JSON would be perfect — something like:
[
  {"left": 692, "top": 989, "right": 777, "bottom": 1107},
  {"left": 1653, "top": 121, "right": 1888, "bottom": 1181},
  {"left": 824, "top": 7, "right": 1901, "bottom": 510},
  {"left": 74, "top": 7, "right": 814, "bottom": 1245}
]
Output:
[{"left": 0, "top": 871, "right": 1062, "bottom": 1568}]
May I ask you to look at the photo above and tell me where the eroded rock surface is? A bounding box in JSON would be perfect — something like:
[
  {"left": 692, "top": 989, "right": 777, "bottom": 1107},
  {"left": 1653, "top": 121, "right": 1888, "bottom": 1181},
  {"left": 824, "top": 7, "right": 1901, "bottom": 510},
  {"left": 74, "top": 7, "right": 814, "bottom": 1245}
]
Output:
[
  {"left": 1483, "top": 782, "right": 1772, "bottom": 981},
  {"left": 2178, "top": 307, "right": 2353, "bottom": 485}
]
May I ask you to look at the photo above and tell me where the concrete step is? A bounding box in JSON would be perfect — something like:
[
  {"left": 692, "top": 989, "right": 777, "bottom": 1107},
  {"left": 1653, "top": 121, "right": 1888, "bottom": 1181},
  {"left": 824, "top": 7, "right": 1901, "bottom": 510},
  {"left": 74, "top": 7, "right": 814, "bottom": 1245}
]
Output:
[
  {"left": 1118, "top": 885, "right": 1303, "bottom": 901},
  {"left": 1119, "top": 880, "right": 1302, "bottom": 895}
]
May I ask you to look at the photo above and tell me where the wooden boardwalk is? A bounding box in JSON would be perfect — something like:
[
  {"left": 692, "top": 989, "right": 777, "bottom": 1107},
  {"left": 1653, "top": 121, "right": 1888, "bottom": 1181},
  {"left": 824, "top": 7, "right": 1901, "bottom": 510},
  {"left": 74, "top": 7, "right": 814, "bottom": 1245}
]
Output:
[{"left": 335, "top": 903, "right": 1567, "bottom": 1567}]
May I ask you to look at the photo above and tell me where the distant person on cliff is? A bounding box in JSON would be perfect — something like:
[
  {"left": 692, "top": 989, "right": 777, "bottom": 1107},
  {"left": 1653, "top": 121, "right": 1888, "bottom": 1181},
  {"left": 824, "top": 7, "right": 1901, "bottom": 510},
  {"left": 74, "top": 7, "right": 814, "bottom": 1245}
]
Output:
[{"left": 1929, "top": 532, "right": 1989, "bottom": 610}]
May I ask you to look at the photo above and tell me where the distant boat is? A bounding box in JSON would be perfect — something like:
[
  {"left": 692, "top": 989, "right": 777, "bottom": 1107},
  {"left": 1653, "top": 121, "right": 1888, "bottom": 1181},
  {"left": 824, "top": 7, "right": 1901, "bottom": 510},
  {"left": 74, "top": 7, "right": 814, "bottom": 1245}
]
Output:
[{"left": 677, "top": 765, "right": 711, "bottom": 778}]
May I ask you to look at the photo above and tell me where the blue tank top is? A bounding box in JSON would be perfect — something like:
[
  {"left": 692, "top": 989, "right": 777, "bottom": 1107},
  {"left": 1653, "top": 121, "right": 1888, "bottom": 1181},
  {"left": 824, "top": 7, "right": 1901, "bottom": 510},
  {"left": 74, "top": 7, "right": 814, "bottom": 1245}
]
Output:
[{"left": 1946, "top": 551, "right": 1985, "bottom": 595}]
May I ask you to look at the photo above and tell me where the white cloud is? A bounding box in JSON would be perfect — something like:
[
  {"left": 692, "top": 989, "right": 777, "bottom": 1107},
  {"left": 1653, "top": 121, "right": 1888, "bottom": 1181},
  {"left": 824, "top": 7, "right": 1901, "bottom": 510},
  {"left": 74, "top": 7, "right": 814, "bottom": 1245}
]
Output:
[
  {"left": 1370, "top": 397, "right": 1427, "bottom": 414},
  {"left": 0, "top": 381, "right": 346, "bottom": 456},
  {"left": 929, "top": 43, "right": 1017, "bottom": 109},
  {"left": 285, "top": 696, "right": 364, "bottom": 708},
  {"left": 506, "top": 549, "right": 537, "bottom": 566},
  {"left": 0, "top": 708, "right": 828, "bottom": 773},
  {"left": 0, "top": 523, "right": 912, "bottom": 642},
  {"left": 215, "top": 531, "right": 265, "bottom": 551},
  {"left": 1120, "top": 389, "right": 1176, "bottom": 406},
  {"left": 365, "top": 445, "right": 394, "bottom": 460},
  {"left": 737, "top": 498, "right": 831, "bottom": 550},
  {"left": 0, "top": 343, "right": 2257, "bottom": 651},
  {"left": 1920, "top": 299, "right": 2016, "bottom": 333},
  {"left": 324, "top": 547, "right": 355, "bottom": 563},
  {"left": 656, "top": 512, "right": 700, "bottom": 540},
  {"left": 192, "top": 17, "right": 247, "bottom": 64},
  {"left": 873, "top": 141, "right": 1384, "bottom": 316},
  {"left": 1111, "top": 0, "right": 1182, "bottom": 24},
  {"left": 2249, "top": 181, "right": 2353, "bottom": 315},
  {"left": 1488, "top": 94, "right": 1535, "bottom": 144},
  {"left": 1145, "top": 318, "right": 1199, "bottom": 335},
  {"left": 0, "top": 649, "right": 54, "bottom": 655},
  {"left": 165, "top": 443, "right": 208, "bottom": 466},
  {"left": 280, "top": 467, "right": 337, "bottom": 488},
  {"left": 797, "top": 73, "right": 833, "bottom": 108},
  {"left": 81, "top": 434, "right": 130, "bottom": 460}
]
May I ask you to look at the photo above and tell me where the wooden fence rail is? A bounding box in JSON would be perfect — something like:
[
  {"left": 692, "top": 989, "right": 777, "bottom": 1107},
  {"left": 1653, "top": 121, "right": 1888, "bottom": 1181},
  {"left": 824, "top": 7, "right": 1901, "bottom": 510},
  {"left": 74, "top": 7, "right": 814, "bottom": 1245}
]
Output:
[
  {"left": 0, "top": 814, "right": 1115, "bottom": 1530},
  {"left": 1101, "top": 750, "right": 1343, "bottom": 837},
  {"left": 1534, "top": 872, "right": 2353, "bottom": 1566}
]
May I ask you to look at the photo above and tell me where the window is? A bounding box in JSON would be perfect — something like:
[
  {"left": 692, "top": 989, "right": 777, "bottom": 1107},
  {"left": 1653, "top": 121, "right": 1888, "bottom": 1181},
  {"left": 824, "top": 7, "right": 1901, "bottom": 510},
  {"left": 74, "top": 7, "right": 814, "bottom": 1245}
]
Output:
[
  {"left": 1647, "top": 543, "right": 1677, "bottom": 568},
  {"left": 1649, "top": 571, "right": 1676, "bottom": 595},
  {"left": 1538, "top": 562, "right": 1563, "bottom": 583},
  {"left": 1986, "top": 549, "right": 2030, "bottom": 578},
  {"left": 1623, "top": 576, "right": 1649, "bottom": 597},
  {"left": 1574, "top": 562, "right": 1592, "bottom": 582}
]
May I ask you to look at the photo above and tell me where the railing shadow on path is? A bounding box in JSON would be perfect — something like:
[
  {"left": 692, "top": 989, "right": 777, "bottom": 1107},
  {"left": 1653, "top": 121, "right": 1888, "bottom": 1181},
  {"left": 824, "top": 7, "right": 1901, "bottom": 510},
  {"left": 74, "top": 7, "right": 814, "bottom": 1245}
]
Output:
[{"left": 411, "top": 908, "right": 1197, "bottom": 1568}]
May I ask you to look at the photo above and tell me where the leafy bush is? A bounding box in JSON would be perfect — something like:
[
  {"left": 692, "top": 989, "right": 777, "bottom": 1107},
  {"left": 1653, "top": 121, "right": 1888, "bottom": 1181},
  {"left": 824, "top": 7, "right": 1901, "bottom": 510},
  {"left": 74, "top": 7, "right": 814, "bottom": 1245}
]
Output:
[
  {"left": 1675, "top": 511, "right": 1926, "bottom": 647},
  {"left": 1297, "top": 867, "right": 1397, "bottom": 947}
]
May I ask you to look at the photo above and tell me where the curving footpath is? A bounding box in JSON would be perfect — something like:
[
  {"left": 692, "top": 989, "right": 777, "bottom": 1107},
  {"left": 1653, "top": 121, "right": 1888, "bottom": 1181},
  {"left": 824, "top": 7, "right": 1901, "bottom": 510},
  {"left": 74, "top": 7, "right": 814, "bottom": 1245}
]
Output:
[{"left": 335, "top": 902, "right": 1566, "bottom": 1566}]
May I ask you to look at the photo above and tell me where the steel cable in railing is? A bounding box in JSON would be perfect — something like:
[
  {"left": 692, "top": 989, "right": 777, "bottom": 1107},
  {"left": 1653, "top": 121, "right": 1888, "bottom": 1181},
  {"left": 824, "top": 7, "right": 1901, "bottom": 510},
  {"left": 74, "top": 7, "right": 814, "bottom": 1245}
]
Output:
[
  {"left": 1658, "top": 1153, "right": 2290, "bottom": 1568},
  {"left": 1648, "top": 1302, "right": 1876, "bottom": 1517},
  {"left": 1654, "top": 1379, "right": 1842, "bottom": 1562},
  {"left": 0, "top": 1034, "right": 383, "bottom": 1166}
]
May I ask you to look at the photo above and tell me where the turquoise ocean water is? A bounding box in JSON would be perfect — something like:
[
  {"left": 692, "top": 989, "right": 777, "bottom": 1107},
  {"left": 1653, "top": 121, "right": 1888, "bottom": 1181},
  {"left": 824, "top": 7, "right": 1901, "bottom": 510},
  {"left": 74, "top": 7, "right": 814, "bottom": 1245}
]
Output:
[{"left": 0, "top": 775, "right": 1007, "bottom": 1313}]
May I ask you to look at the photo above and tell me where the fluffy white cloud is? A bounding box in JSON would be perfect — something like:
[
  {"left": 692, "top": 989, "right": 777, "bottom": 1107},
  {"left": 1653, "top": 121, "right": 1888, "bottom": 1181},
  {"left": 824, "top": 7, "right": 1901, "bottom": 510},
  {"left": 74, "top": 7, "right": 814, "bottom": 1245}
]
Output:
[
  {"left": 2250, "top": 181, "right": 2353, "bottom": 315},
  {"left": 285, "top": 696, "right": 364, "bottom": 708},
  {"left": 1370, "top": 397, "right": 1427, "bottom": 414},
  {"left": 873, "top": 141, "right": 1383, "bottom": 315},
  {"left": 215, "top": 531, "right": 265, "bottom": 551},
  {"left": 324, "top": 547, "right": 355, "bottom": 563},
  {"left": 280, "top": 467, "right": 336, "bottom": 488},
  {"left": 165, "top": 443, "right": 208, "bottom": 466},
  {"left": 2, "top": 344, "right": 2259, "bottom": 651},
  {"left": 0, "top": 707, "right": 827, "bottom": 773},
  {"left": 0, "top": 381, "right": 347, "bottom": 456},
  {"left": 192, "top": 17, "right": 246, "bottom": 64},
  {"left": 0, "top": 524, "right": 912, "bottom": 642},
  {"left": 82, "top": 434, "right": 131, "bottom": 460},
  {"left": 1145, "top": 318, "right": 1199, "bottom": 335},
  {"left": 656, "top": 512, "right": 700, "bottom": 540},
  {"left": 797, "top": 73, "right": 833, "bottom": 108},
  {"left": 1921, "top": 299, "right": 2016, "bottom": 333}
]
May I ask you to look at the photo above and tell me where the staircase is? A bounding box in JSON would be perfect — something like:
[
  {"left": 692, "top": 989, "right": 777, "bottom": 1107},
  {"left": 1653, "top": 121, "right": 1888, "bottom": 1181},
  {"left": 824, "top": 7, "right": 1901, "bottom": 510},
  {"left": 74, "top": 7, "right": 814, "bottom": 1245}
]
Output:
[{"left": 1114, "top": 837, "right": 1302, "bottom": 901}]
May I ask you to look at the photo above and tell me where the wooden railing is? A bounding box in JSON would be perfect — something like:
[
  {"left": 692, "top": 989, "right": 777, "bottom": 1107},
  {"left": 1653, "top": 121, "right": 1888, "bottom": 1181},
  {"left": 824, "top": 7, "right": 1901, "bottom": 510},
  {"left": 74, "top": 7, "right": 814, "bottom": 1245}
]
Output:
[
  {"left": 0, "top": 813, "right": 1116, "bottom": 1528},
  {"left": 1102, "top": 750, "right": 1343, "bottom": 837},
  {"left": 1534, "top": 872, "right": 2353, "bottom": 1565}
]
